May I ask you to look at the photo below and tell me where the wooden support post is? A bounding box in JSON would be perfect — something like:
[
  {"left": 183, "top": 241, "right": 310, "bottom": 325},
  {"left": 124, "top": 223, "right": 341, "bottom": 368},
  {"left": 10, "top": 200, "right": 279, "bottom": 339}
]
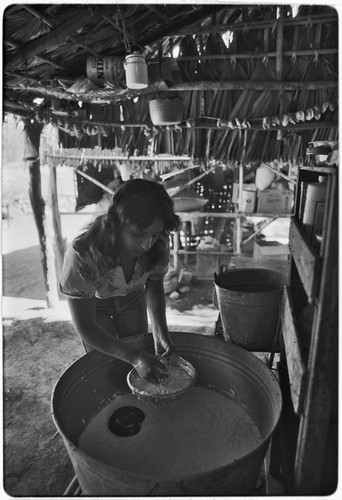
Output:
[
  {"left": 276, "top": 6, "right": 285, "bottom": 144},
  {"left": 172, "top": 231, "right": 179, "bottom": 270},
  {"left": 47, "top": 160, "right": 65, "bottom": 279},
  {"left": 236, "top": 163, "right": 244, "bottom": 255},
  {"left": 23, "top": 119, "right": 60, "bottom": 309}
]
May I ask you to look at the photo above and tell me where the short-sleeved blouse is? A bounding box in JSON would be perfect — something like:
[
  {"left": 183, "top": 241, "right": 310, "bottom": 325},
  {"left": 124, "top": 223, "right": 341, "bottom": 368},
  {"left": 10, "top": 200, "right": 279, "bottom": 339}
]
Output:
[{"left": 59, "top": 235, "right": 170, "bottom": 299}]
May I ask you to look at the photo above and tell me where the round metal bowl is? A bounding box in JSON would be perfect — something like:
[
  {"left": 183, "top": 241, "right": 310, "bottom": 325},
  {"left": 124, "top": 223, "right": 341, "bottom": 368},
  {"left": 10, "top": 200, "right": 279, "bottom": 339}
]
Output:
[{"left": 127, "top": 354, "right": 197, "bottom": 406}]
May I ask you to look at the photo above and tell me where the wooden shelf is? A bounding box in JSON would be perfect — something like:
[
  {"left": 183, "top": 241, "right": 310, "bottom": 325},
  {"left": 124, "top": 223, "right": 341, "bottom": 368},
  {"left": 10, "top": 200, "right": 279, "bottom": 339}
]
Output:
[
  {"left": 178, "top": 211, "right": 292, "bottom": 219},
  {"left": 275, "top": 165, "right": 338, "bottom": 495},
  {"left": 170, "top": 249, "right": 232, "bottom": 256},
  {"left": 281, "top": 287, "right": 307, "bottom": 415},
  {"left": 288, "top": 217, "right": 322, "bottom": 303}
]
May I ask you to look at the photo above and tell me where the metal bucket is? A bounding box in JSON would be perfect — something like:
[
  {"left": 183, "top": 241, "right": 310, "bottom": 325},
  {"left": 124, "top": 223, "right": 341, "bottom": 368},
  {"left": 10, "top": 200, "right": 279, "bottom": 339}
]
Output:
[
  {"left": 149, "top": 98, "right": 183, "bottom": 125},
  {"left": 51, "top": 332, "right": 282, "bottom": 496},
  {"left": 214, "top": 268, "right": 287, "bottom": 351}
]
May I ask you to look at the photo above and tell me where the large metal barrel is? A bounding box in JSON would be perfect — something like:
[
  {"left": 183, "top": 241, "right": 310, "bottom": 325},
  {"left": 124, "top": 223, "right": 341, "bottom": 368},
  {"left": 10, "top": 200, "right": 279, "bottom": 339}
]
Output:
[
  {"left": 51, "top": 332, "right": 282, "bottom": 496},
  {"left": 214, "top": 268, "right": 287, "bottom": 351}
]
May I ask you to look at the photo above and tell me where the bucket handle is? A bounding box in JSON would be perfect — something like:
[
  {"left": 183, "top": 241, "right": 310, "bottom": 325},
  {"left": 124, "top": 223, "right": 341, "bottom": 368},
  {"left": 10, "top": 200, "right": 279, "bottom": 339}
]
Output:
[
  {"left": 267, "top": 287, "right": 286, "bottom": 368},
  {"left": 212, "top": 283, "right": 219, "bottom": 309},
  {"left": 212, "top": 268, "right": 227, "bottom": 310}
]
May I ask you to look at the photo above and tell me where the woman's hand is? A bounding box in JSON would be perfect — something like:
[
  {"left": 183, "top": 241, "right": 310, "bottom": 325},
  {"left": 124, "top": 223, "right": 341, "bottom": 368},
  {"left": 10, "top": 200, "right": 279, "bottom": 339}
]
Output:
[
  {"left": 133, "top": 351, "right": 169, "bottom": 383},
  {"left": 153, "top": 330, "right": 174, "bottom": 357},
  {"left": 67, "top": 297, "right": 168, "bottom": 380}
]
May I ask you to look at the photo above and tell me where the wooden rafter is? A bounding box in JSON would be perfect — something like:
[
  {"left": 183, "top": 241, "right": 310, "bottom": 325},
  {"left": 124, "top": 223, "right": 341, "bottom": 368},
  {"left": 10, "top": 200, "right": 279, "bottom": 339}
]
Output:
[
  {"left": 21, "top": 4, "right": 101, "bottom": 58},
  {"left": 8, "top": 79, "right": 337, "bottom": 103},
  {"left": 175, "top": 12, "right": 338, "bottom": 35},
  {"left": 4, "top": 5, "right": 114, "bottom": 72},
  {"left": 145, "top": 5, "right": 169, "bottom": 22},
  {"left": 135, "top": 5, "right": 226, "bottom": 48}
]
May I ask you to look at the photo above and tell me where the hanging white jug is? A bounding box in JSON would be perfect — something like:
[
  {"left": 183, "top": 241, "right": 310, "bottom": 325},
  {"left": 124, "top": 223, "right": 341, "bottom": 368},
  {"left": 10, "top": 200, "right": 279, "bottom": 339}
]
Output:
[{"left": 124, "top": 53, "right": 148, "bottom": 89}]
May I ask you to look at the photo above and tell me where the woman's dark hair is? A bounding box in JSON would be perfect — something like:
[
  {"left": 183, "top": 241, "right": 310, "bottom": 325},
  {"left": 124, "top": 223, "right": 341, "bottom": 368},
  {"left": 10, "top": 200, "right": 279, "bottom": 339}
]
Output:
[{"left": 74, "top": 178, "right": 180, "bottom": 270}]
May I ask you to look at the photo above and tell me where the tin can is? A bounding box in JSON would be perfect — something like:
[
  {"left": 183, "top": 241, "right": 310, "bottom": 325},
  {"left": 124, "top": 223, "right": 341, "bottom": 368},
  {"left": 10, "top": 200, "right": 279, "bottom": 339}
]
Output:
[{"left": 87, "top": 56, "right": 124, "bottom": 84}]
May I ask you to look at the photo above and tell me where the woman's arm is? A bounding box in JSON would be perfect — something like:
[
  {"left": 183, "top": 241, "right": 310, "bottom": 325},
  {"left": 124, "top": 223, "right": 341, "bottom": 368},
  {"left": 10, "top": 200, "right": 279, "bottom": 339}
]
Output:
[
  {"left": 145, "top": 277, "right": 174, "bottom": 357},
  {"left": 67, "top": 296, "right": 167, "bottom": 382}
]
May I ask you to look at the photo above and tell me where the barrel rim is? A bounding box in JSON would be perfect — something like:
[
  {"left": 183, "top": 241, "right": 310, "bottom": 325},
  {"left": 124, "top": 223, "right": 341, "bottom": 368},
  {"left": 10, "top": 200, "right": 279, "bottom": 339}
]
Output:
[
  {"left": 51, "top": 332, "right": 282, "bottom": 484},
  {"left": 56, "top": 434, "right": 272, "bottom": 486},
  {"left": 214, "top": 267, "right": 288, "bottom": 292}
]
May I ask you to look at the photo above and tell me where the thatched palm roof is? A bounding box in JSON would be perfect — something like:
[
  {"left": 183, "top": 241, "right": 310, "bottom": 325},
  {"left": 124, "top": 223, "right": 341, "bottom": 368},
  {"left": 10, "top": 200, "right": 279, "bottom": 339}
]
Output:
[{"left": 3, "top": 3, "right": 338, "bottom": 163}]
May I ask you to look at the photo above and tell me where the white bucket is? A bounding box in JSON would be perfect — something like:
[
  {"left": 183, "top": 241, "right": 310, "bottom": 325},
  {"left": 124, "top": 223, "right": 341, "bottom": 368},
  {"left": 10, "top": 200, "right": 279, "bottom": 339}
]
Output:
[
  {"left": 124, "top": 54, "right": 148, "bottom": 89},
  {"left": 87, "top": 56, "right": 124, "bottom": 84}
]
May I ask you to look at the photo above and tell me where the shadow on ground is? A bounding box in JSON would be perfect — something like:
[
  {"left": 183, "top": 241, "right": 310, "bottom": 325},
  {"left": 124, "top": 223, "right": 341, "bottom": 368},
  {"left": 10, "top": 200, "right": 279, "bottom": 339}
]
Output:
[
  {"left": 3, "top": 246, "right": 46, "bottom": 300},
  {"left": 3, "top": 317, "right": 83, "bottom": 496}
]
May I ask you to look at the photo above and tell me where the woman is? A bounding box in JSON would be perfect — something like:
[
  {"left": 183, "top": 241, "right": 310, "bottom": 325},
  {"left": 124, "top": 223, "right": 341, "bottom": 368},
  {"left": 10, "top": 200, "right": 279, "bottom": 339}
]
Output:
[{"left": 59, "top": 178, "right": 180, "bottom": 383}]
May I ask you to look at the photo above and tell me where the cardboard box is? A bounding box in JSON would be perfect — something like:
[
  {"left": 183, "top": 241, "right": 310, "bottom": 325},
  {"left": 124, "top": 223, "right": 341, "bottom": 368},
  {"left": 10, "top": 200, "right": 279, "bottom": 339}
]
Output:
[
  {"left": 196, "top": 253, "right": 231, "bottom": 279},
  {"left": 232, "top": 183, "right": 257, "bottom": 212},
  {"left": 257, "top": 189, "right": 293, "bottom": 214},
  {"left": 241, "top": 189, "right": 257, "bottom": 213},
  {"left": 253, "top": 240, "right": 289, "bottom": 260}
]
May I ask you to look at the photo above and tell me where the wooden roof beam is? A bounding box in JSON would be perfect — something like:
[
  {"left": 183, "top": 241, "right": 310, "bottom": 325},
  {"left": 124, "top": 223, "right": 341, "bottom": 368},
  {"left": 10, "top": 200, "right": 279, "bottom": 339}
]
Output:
[
  {"left": 135, "top": 5, "right": 226, "bottom": 49},
  {"left": 174, "top": 12, "right": 338, "bottom": 36},
  {"left": 145, "top": 5, "right": 169, "bottom": 22},
  {"left": 100, "top": 13, "right": 134, "bottom": 45},
  {"left": 33, "top": 56, "right": 65, "bottom": 70},
  {"left": 147, "top": 48, "right": 338, "bottom": 63},
  {"left": 4, "top": 38, "right": 20, "bottom": 49},
  {"left": 4, "top": 5, "right": 114, "bottom": 72},
  {"left": 4, "top": 71, "right": 40, "bottom": 84},
  {"left": 4, "top": 101, "right": 336, "bottom": 133},
  {"left": 21, "top": 4, "right": 55, "bottom": 29},
  {"left": 6, "top": 79, "right": 338, "bottom": 108},
  {"left": 21, "top": 4, "right": 101, "bottom": 58},
  {"left": 3, "top": 99, "right": 35, "bottom": 117}
]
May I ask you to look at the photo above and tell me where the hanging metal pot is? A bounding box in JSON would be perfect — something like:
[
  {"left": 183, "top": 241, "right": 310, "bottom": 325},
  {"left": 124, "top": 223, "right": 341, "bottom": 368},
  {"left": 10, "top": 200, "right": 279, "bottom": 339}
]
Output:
[{"left": 149, "top": 98, "right": 183, "bottom": 125}]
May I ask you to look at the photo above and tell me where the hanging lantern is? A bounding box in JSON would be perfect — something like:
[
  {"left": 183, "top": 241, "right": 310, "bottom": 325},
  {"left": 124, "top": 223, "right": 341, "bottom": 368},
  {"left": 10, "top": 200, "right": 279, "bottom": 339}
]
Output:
[{"left": 124, "top": 53, "right": 148, "bottom": 89}]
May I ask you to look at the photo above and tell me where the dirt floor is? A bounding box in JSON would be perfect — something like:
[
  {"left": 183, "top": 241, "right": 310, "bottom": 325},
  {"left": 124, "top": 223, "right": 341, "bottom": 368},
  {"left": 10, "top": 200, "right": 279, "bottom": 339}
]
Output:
[{"left": 2, "top": 212, "right": 216, "bottom": 497}]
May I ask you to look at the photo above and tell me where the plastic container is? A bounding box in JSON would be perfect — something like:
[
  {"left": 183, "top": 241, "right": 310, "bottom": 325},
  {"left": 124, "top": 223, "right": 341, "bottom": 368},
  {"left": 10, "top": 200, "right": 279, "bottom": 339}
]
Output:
[
  {"left": 51, "top": 332, "right": 282, "bottom": 496},
  {"left": 124, "top": 53, "right": 148, "bottom": 89},
  {"left": 302, "top": 176, "right": 327, "bottom": 247}
]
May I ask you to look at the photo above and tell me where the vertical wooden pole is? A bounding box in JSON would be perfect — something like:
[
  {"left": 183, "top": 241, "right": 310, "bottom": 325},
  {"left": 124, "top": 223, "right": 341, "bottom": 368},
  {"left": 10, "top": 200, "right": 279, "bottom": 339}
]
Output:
[
  {"left": 23, "top": 119, "right": 60, "bottom": 309},
  {"left": 47, "top": 159, "right": 65, "bottom": 278},
  {"left": 276, "top": 6, "right": 285, "bottom": 146},
  {"left": 172, "top": 231, "right": 179, "bottom": 270},
  {"left": 236, "top": 163, "right": 244, "bottom": 255}
]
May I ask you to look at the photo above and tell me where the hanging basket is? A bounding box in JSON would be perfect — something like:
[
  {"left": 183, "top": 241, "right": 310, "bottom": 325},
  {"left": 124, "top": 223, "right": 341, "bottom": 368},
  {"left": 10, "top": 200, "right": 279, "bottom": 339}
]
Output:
[{"left": 149, "top": 98, "right": 183, "bottom": 125}]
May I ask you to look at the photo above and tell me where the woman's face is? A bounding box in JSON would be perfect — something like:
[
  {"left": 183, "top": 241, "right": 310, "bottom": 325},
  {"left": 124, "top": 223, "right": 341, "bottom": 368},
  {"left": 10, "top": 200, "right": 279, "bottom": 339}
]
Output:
[{"left": 120, "top": 217, "right": 164, "bottom": 257}]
